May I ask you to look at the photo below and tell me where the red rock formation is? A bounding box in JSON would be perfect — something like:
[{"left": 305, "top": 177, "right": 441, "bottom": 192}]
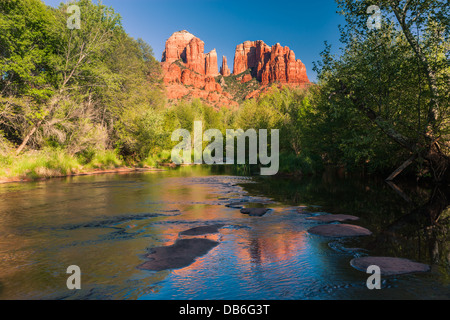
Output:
[
  {"left": 233, "top": 40, "right": 309, "bottom": 86},
  {"left": 181, "top": 69, "right": 205, "bottom": 88},
  {"left": 204, "top": 76, "right": 217, "bottom": 92},
  {"left": 162, "top": 30, "right": 196, "bottom": 63},
  {"left": 160, "top": 31, "right": 310, "bottom": 108},
  {"left": 234, "top": 41, "right": 255, "bottom": 75},
  {"left": 161, "top": 31, "right": 237, "bottom": 107},
  {"left": 205, "top": 49, "right": 219, "bottom": 77},
  {"left": 185, "top": 37, "right": 205, "bottom": 74},
  {"left": 162, "top": 63, "right": 182, "bottom": 83},
  {"left": 220, "top": 56, "right": 231, "bottom": 77},
  {"left": 233, "top": 40, "right": 270, "bottom": 76},
  {"left": 241, "top": 74, "right": 252, "bottom": 83},
  {"left": 161, "top": 31, "right": 220, "bottom": 89}
]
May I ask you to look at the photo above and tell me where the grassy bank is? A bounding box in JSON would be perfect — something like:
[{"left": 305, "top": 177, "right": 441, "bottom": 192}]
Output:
[{"left": 0, "top": 148, "right": 137, "bottom": 182}]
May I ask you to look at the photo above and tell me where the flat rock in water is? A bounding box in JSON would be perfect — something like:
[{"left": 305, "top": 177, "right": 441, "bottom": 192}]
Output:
[
  {"left": 179, "top": 224, "right": 225, "bottom": 236},
  {"left": 308, "top": 224, "right": 372, "bottom": 237},
  {"left": 225, "top": 202, "right": 244, "bottom": 209},
  {"left": 350, "top": 256, "right": 430, "bottom": 276},
  {"left": 306, "top": 214, "right": 359, "bottom": 223},
  {"left": 240, "top": 208, "right": 270, "bottom": 217},
  {"left": 137, "top": 238, "right": 219, "bottom": 271}
]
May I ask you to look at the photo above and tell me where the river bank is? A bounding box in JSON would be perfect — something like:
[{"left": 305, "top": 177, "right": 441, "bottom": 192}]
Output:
[
  {"left": 0, "top": 148, "right": 170, "bottom": 184},
  {"left": 0, "top": 166, "right": 165, "bottom": 184}
]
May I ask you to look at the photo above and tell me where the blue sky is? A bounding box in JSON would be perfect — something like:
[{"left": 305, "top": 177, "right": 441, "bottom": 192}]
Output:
[{"left": 43, "top": 0, "right": 346, "bottom": 82}]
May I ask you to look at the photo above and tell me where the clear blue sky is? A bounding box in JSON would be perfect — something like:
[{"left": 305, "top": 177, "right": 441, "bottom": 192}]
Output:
[{"left": 43, "top": 0, "right": 346, "bottom": 82}]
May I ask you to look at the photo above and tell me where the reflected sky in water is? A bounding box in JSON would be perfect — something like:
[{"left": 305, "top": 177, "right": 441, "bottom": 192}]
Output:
[{"left": 0, "top": 166, "right": 448, "bottom": 300}]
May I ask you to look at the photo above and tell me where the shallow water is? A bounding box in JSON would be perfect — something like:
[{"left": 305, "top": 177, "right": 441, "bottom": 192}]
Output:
[{"left": 0, "top": 166, "right": 448, "bottom": 300}]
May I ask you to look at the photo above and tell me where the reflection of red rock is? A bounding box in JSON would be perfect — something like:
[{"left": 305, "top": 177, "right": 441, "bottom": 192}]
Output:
[{"left": 233, "top": 40, "right": 309, "bottom": 86}]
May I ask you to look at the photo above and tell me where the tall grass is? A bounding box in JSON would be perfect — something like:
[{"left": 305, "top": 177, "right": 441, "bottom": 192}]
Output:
[
  {"left": 140, "top": 150, "right": 172, "bottom": 167},
  {"left": 83, "top": 150, "right": 123, "bottom": 170},
  {"left": 0, "top": 148, "right": 125, "bottom": 180},
  {"left": 0, "top": 148, "right": 81, "bottom": 179}
]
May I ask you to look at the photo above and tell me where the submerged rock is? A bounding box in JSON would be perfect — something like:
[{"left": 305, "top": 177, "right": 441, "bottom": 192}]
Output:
[
  {"left": 137, "top": 238, "right": 220, "bottom": 271},
  {"left": 306, "top": 214, "right": 360, "bottom": 223},
  {"left": 240, "top": 208, "right": 270, "bottom": 217},
  {"left": 328, "top": 241, "right": 368, "bottom": 255},
  {"left": 308, "top": 224, "right": 372, "bottom": 237},
  {"left": 225, "top": 202, "right": 245, "bottom": 209},
  {"left": 350, "top": 256, "right": 430, "bottom": 276},
  {"left": 179, "top": 224, "right": 225, "bottom": 236}
]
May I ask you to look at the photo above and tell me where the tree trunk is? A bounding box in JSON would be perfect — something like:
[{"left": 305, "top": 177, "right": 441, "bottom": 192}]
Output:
[
  {"left": 423, "top": 143, "right": 450, "bottom": 183},
  {"left": 386, "top": 155, "right": 417, "bottom": 181},
  {"left": 15, "top": 120, "right": 42, "bottom": 155},
  {"left": 337, "top": 81, "right": 450, "bottom": 184}
]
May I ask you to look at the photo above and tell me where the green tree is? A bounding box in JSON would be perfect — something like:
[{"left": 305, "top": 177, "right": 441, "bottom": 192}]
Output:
[{"left": 315, "top": 0, "right": 449, "bottom": 181}]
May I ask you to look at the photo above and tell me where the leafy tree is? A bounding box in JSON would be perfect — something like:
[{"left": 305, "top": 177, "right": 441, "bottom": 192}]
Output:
[{"left": 315, "top": 0, "right": 449, "bottom": 181}]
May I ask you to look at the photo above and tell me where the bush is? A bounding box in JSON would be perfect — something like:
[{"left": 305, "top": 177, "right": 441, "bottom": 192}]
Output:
[
  {"left": 141, "top": 150, "right": 172, "bottom": 167},
  {"left": 84, "top": 150, "right": 123, "bottom": 169},
  {"left": 0, "top": 148, "right": 81, "bottom": 179}
]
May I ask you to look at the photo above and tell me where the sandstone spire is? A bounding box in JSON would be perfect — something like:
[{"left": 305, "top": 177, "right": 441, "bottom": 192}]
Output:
[
  {"left": 220, "top": 56, "right": 231, "bottom": 77},
  {"left": 205, "top": 49, "right": 219, "bottom": 77}
]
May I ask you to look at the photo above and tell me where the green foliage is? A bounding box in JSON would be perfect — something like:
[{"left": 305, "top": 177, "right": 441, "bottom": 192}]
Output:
[
  {"left": 220, "top": 70, "right": 260, "bottom": 103},
  {"left": 0, "top": 0, "right": 58, "bottom": 99},
  {"left": 312, "top": 0, "right": 449, "bottom": 177},
  {"left": 0, "top": 0, "right": 165, "bottom": 161},
  {"left": 1, "top": 0, "right": 448, "bottom": 181},
  {"left": 83, "top": 149, "right": 123, "bottom": 169},
  {"left": 0, "top": 148, "right": 81, "bottom": 179},
  {"left": 141, "top": 150, "right": 172, "bottom": 167}
]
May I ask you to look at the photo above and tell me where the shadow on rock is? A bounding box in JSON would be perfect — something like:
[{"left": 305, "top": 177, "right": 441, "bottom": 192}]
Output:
[
  {"left": 179, "top": 224, "right": 225, "bottom": 236},
  {"left": 137, "top": 238, "right": 220, "bottom": 271}
]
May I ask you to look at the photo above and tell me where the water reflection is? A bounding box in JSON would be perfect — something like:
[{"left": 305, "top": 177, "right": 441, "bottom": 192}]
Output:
[
  {"left": 0, "top": 166, "right": 448, "bottom": 300},
  {"left": 244, "top": 173, "right": 450, "bottom": 287},
  {"left": 366, "top": 184, "right": 450, "bottom": 277}
]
